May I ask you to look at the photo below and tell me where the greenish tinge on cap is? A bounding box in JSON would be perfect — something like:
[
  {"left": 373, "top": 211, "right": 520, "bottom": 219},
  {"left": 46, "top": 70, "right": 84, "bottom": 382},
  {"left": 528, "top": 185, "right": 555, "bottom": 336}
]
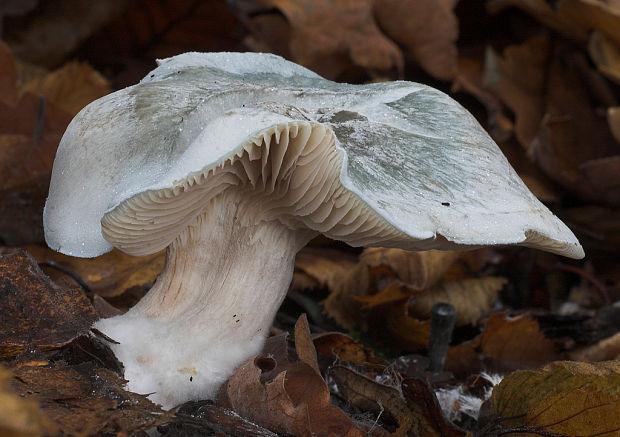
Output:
[{"left": 43, "top": 52, "right": 584, "bottom": 259}]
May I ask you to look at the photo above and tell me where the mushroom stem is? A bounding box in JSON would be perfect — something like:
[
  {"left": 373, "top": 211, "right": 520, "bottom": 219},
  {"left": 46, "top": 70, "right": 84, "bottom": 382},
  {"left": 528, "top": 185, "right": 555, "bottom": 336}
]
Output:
[{"left": 93, "top": 191, "right": 314, "bottom": 408}]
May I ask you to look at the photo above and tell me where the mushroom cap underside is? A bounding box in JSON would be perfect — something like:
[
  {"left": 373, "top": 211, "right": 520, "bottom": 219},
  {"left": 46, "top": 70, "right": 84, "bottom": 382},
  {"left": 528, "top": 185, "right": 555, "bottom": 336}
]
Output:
[{"left": 43, "top": 52, "right": 583, "bottom": 259}]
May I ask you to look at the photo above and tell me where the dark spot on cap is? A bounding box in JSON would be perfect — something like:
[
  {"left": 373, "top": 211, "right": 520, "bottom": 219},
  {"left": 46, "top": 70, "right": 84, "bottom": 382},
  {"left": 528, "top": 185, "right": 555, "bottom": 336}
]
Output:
[{"left": 441, "top": 202, "right": 450, "bottom": 206}]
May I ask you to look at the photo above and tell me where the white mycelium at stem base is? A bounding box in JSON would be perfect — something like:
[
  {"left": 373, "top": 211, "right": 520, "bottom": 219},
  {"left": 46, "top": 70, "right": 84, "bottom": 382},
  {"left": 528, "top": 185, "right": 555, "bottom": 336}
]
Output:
[{"left": 94, "top": 191, "right": 315, "bottom": 408}]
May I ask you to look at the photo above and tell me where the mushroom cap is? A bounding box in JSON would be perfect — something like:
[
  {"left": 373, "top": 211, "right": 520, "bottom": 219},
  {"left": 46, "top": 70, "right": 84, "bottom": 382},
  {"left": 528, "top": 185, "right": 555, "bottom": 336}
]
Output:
[{"left": 43, "top": 52, "right": 583, "bottom": 259}]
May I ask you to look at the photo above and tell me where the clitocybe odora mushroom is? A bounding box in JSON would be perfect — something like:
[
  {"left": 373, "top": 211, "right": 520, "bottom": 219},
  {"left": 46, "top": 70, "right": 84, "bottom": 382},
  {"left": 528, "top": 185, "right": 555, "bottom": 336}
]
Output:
[{"left": 44, "top": 52, "right": 583, "bottom": 408}]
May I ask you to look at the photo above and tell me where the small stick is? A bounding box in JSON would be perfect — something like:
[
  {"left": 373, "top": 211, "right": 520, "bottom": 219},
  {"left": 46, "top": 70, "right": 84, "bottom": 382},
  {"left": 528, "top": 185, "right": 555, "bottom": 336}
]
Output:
[{"left": 428, "top": 302, "right": 456, "bottom": 372}]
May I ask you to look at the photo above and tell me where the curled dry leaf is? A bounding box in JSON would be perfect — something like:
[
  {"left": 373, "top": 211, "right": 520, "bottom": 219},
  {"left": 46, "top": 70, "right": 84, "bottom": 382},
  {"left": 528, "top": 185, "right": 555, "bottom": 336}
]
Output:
[
  {"left": 409, "top": 277, "right": 507, "bottom": 327},
  {"left": 0, "top": 364, "right": 57, "bottom": 437},
  {"left": 26, "top": 244, "right": 164, "bottom": 299},
  {"left": 324, "top": 248, "right": 459, "bottom": 330},
  {"left": 233, "top": 0, "right": 403, "bottom": 79},
  {"left": 222, "top": 315, "right": 370, "bottom": 437},
  {"left": 445, "top": 313, "right": 560, "bottom": 377},
  {"left": 0, "top": 249, "right": 97, "bottom": 358},
  {"left": 374, "top": 0, "right": 459, "bottom": 80},
  {"left": 313, "top": 331, "right": 386, "bottom": 366},
  {"left": 330, "top": 365, "right": 469, "bottom": 437},
  {"left": 480, "top": 360, "right": 620, "bottom": 436},
  {"left": 9, "top": 361, "right": 171, "bottom": 436}
]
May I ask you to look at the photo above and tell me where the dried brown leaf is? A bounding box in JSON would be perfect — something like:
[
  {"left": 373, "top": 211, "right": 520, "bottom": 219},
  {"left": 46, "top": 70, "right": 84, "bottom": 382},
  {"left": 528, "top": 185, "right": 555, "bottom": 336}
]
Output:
[
  {"left": 480, "top": 360, "right": 620, "bottom": 436},
  {"left": 569, "top": 332, "right": 620, "bottom": 362},
  {"left": 409, "top": 277, "right": 507, "bottom": 326},
  {"left": 223, "top": 315, "right": 368, "bottom": 436},
  {"left": 446, "top": 313, "right": 560, "bottom": 377},
  {"left": 488, "top": 0, "right": 620, "bottom": 46},
  {"left": 361, "top": 248, "right": 459, "bottom": 289},
  {"left": 0, "top": 364, "right": 57, "bottom": 437},
  {"left": 20, "top": 61, "right": 111, "bottom": 115},
  {"left": 589, "top": 31, "right": 620, "bottom": 85},
  {"left": 609, "top": 107, "right": 620, "bottom": 143},
  {"left": 236, "top": 0, "right": 403, "bottom": 79},
  {"left": 294, "top": 247, "right": 358, "bottom": 291},
  {"left": 313, "top": 331, "right": 385, "bottom": 366},
  {"left": 0, "top": 249, "right": 97, "bottom": 358},
  {"left": 374, "top": 0, "right": 458, "bottom": 80},
  {"left": 0, "top": 42, "right": 18, "bottom": 107},
  {"left": 26, "top": 244, "right": 164, "bottom": 299}
]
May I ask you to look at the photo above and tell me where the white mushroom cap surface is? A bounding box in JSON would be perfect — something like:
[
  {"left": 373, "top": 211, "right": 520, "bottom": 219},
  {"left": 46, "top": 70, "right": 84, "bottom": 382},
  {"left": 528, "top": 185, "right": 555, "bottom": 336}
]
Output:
[{"left": 44, "top": 52, "right": 583, "bottom": 259}]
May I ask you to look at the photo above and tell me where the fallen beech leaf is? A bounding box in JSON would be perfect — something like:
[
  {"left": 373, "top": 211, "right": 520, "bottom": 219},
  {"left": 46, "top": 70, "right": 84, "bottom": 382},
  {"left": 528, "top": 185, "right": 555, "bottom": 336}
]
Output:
[
  {"left": 357, "top": 281, "right": 420, "bottom": 308},
  {"left": 9, "top": 361, "right": 171, "bottom": 436},
  {"left": 589, "top": 31, "right": 620, "bottom": 85},
  {"left": 0, "top": 249, "right": 97, "bottom": 358},
  {"left": 374, "top": 0, "right": 458, "bottom": 80},
  {"left": 313, "top": 331, "right": 385, "bottom": 366},
  {"left": 294, "top": 247, "right": 358, "bottom": 291},
  {"left": 487, "top": 34, "right": 619, "bottom": 204},
  {"left": 487, "top": 0, "right": 620, "bottom": 47},
  {"left": 26, "top": 244, "right": 164, "bottom": 299},
  {"left": 324, "top": 249, "right": 453, "bottom": 348},
  {"left": 484, "top": 35, "right": 548, "bottom": 148},
  {"left": 223, "top": 315, "right": 370, "bottom": 436},
  {"left": 480, "top": 360, "right": 620, "bottom": 436},
  {"left": 409, "top": 277, "right": 507, "bottom": 326},
  {"left": 609, "top": 107, "right": 620, "bottom": 143},
  {"left": 361, "top": 248, "right": 459, "bottom": 289},
  {"left": 446, "top": 313, "right": 559, "bottom": 377},
  {"left": 234, "top": 0, "right": 403, "bottom": 79},
  {"left": 20, "top": 61, "right": 111, "bottom": 115},
  {"left": 330, "top": 365, "right": 468, "bottom": 436},
  {"left": 569, "top": 332, "right": 620, "bottom": 362},
  {"left": 0, "top": 364, "right": 57, "bottom": 437}
]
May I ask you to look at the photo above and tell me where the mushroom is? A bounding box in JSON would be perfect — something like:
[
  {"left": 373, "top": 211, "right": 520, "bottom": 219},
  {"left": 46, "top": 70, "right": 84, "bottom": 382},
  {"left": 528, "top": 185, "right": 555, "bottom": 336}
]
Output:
[{"left": 44, "top": 52, "right": 583, "bottom": 408}]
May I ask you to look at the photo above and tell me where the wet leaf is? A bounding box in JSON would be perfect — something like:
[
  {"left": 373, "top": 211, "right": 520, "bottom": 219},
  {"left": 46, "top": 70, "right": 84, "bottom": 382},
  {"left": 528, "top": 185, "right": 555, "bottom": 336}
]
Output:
[
  {"left": 0, "top": 364, "right": 57, "bottom": 437},
  {"left": 409, "top": 277, "right": 507, "bottom": 326},
  {"left": 223, "top": 315, "right": 370, "bottom": 436},
  {"left": 0, "top": 249, "right": 97, "bottom": 358},
  {"left": 481, "top": 360, "right": 620, "bottom": 436},
  {"left": 8, "top": 361, "right": 172, "bottom": 435},
  {"left": 374, "top": 0, "right": 458, "bottom": 80}
]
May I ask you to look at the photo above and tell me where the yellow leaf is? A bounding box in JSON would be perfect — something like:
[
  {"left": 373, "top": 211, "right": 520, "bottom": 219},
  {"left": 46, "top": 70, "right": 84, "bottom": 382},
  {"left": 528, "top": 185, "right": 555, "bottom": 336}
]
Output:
[
  {"left": 409, "top": 277, "right": 507, "bottom": 326},
  {"left": 484, "top": 360, "right": 620, "bottom": 436}
]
